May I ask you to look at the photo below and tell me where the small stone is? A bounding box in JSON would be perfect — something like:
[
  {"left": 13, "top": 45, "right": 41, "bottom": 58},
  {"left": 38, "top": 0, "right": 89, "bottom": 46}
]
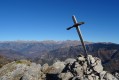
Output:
[
  {"left": 58, "top": 72, "right": 73, "bottom": 80},
  {"left": 91, "top": 74, "right": 99, "bottom": 80},
  {"left": 87, "top": 55, "right": 96, "bottom": 65},
  {"left": 77, "top": 54, "right": 85, "bottom": 61},
  {"left": 88, "top": 75, "right": 93, "bottom": 80},
  {"left": 114, "top": 72, "right": 119, "bottom": 79},
  {"left": 100, "top": 71, "right": 107, "bottom": 79},
  {"left": 82, "top": 61, "right": 88, "bottom": 74},
  {"left": 52, "top": 61, "right": 65, "bottom": 73},
  {"left": 104, "top": 72, "right": 118, "bottom": 80},
  {"left": 86, "top": 67, "right": 93, "bottom": 75},
  {"left": 93, "top": 59, "right": 103, "bottom": 73},
  {"left": 65, "top": 58, "right": 76, "bottom": 65},
  {"left": 72, "top": 62, "right": 83, "bottom": 77},
  {"left": 41, "top": 63, "right": 49, "bottom": 73}
]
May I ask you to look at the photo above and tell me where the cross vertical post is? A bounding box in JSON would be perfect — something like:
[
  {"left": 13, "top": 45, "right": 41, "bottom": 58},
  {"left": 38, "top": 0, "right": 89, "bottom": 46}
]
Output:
[{"left": 67, "top": 15, "right": 88, "bottom": 56}]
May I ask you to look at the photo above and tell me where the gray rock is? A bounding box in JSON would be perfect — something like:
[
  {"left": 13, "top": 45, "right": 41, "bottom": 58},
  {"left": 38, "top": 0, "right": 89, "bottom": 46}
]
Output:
[
  {"left": 91, "top": 74, "right": 99, "bottom": 80},
  {"left": 0, "top": 60, "right": 42, "bottom": 80},
  {"left": 100, "top": 71, "right": 107, "bottom": 80},
  {"left": 73, "top": 62, "right": 83, "bottom": 78},
  {"left": 104, "top": 72, "right": 118, "bottom": 80},
  {"left": 82, "top": 61, "right": 88, "bottom": 74},
  {"left": 41, "top": 63, "right": 49, "bottom": 73},
  {"left": 0, "top": 60, "right": 29, "bottom": 80},
  {"left": 87, "top": 55, "right": 96, "bottom": 65},
  {"left": 114, "top": 72, "right": 119, "bottom": 79},
  {"left": 87, "top": 75, "right": 94, "bottom": 80},
  {"left": 65, "top": 58, "right": 76, "bottom": 64},
  {"left": 44, "top": 61, "right": 65, "bottom": 74},
  {"left": 58, "top": 72, "right": 73, "bottom": 80},
  {"left": 77, "top": 54, "right": 85, "bottom": 62},
  {"left": 86, "top": 67, "right": 93, "bottom": 75},
  {"left": 21, "top": 63, "right": 41, "bottom": 80},
  {"left": 87, "top": 55, "right": 103, "bottom": 74},
  {"left": 52, "top": 61, "right": 65, "bottom": 73},
  {"left": 93, "top": 58, "right": 103, "bottom": 73}
]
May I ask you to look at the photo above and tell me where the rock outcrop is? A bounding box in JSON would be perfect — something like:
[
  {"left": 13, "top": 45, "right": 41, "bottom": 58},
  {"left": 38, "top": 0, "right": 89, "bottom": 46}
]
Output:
[{"left": 0, "top": 55, "right": 118, "bottom": 80}]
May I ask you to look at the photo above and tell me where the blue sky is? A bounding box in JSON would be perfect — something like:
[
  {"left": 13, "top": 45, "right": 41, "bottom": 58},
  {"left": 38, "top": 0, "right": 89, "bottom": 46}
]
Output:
[{"left": 0, "top": 0, "right": 119, "bottom": 43}]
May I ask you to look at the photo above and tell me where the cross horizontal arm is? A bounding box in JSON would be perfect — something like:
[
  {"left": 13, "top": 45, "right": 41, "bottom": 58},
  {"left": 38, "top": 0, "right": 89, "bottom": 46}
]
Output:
[
  {"left": 67, "top": 26, "right": 74, "bottom": 30},
  {"left": 67, "top": 22, "right": 85, "bottom": 30}
]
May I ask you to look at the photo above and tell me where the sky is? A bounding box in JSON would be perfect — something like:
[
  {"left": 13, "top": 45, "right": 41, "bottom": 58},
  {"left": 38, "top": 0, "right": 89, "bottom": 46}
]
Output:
[{"left": 0, "top": 0, "right": 119, "bottom": 43}]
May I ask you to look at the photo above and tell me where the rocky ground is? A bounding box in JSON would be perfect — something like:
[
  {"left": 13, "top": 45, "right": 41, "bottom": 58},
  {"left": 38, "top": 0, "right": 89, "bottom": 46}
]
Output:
[{"left": 0, "top": 55, "right": 119, "bottom": 80}]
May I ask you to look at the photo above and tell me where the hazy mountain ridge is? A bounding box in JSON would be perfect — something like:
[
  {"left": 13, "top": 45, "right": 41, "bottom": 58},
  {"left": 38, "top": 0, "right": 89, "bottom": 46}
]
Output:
[
  {"left": 0, "top": 40, "right": 119, "bottom": 72},
  {"left": 0, "top": 40, "right": 91, "bottom": 59}
]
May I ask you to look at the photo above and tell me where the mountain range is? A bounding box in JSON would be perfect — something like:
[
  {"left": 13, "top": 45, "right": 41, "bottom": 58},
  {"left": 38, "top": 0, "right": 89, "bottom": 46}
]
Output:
[{"left": 0, "top": 40, "right": 119, "bottom": 73}]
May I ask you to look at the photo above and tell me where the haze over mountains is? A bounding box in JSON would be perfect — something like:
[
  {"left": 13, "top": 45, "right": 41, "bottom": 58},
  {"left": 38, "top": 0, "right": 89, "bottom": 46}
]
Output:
[
  {"left": 0, "top": 40, "right": 91, "bottom": 59},
  {"left": 0, "top": 40, "right": 119, "bottom": 73}
]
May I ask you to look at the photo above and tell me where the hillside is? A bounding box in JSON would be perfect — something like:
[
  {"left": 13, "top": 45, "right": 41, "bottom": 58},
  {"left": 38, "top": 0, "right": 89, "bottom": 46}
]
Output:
[{"left": 0, "top": 55, "right": 11, "bottom": 68}]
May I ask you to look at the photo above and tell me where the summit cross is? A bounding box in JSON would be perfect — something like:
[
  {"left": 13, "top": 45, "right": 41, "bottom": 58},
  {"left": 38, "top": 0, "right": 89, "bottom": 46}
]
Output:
[{"left": 67, "top": 15, "right": 88, "bottom": 56}]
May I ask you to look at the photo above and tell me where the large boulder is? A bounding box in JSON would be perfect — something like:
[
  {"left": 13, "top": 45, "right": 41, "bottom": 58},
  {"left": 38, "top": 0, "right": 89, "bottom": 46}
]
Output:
[{"left": 0, "top": 60, "right": 42, "bottom": 80}]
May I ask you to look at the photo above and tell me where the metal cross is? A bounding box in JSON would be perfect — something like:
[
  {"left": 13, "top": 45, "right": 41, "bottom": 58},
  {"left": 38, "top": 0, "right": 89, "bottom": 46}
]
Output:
[{"left": 67, "top": 15, "right": 88, "bottom": 56}]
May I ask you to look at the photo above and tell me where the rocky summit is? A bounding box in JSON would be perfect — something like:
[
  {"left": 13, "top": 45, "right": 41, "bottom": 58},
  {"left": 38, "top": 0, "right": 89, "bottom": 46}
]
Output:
[{"left": 0, "top": 55, "right": 119, "bottom": 80}]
